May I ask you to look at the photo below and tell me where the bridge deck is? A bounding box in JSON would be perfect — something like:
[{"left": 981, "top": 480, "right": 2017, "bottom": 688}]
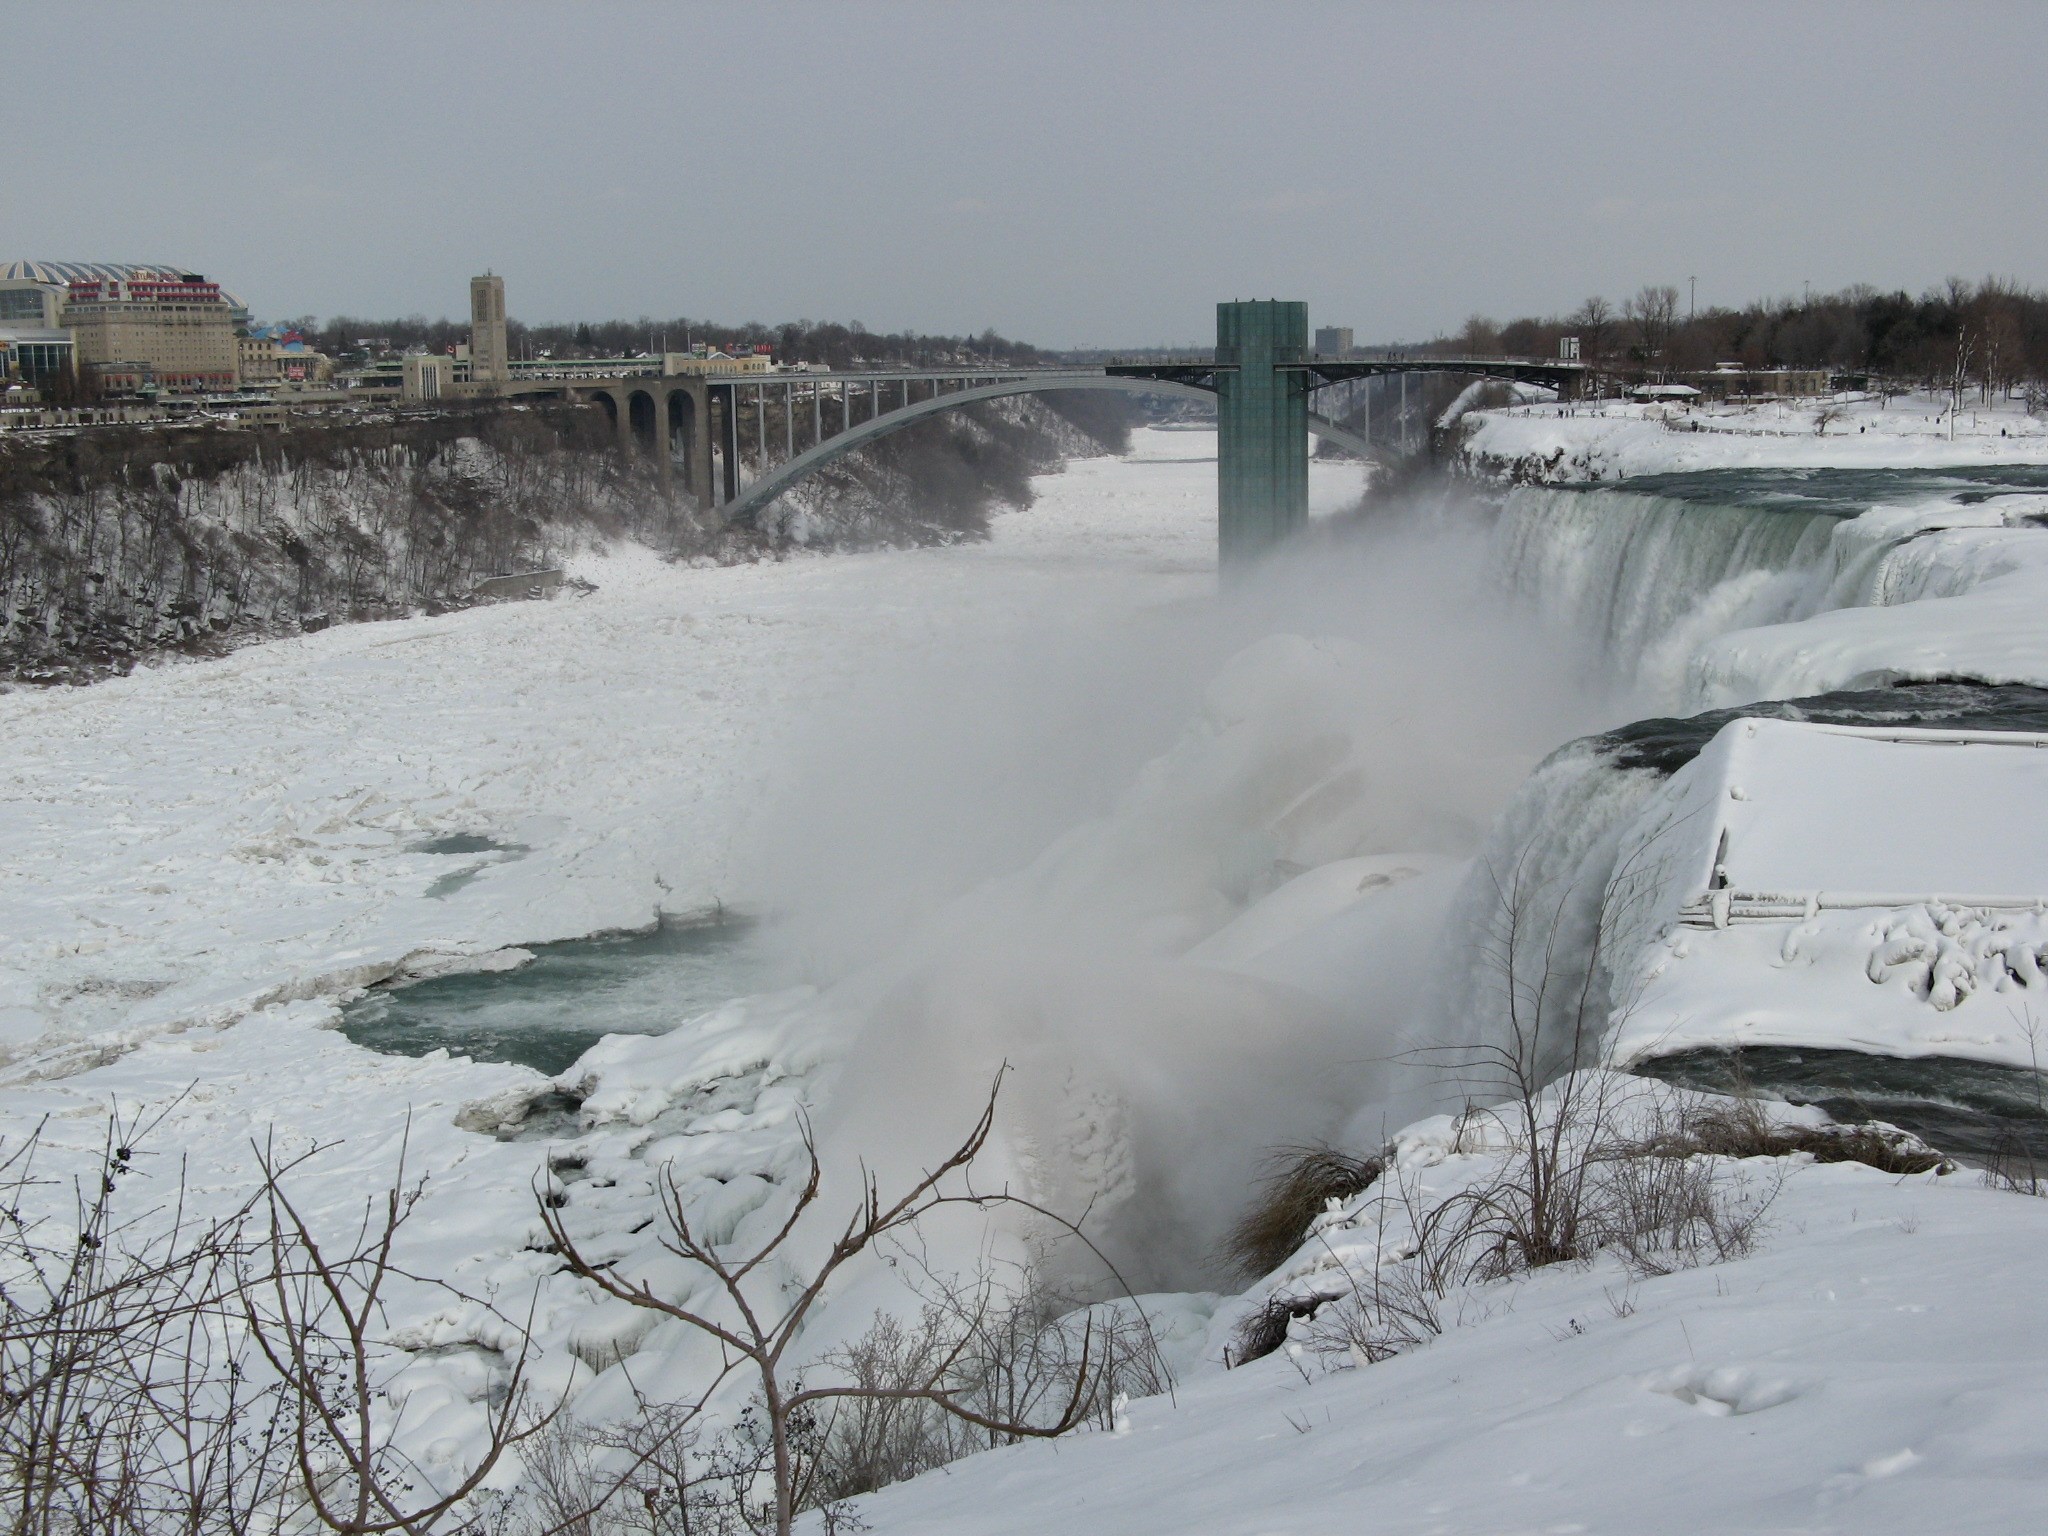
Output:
[{"left": 1281, "top": 356, "right": 1586, "bottom": 387}]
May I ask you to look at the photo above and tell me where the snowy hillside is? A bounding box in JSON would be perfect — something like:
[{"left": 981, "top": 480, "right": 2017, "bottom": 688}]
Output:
[{"left": 850, "top": 1076, "right": 2047, "bottom": 1535}]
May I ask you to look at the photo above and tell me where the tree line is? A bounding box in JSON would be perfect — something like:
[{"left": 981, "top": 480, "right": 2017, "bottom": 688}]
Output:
[
  {"left": 279, "top": 312, "right": 1048, "bottom": 372},
  {"left": 1437, "top": 276, "right": 2048, "bottom": 394}
]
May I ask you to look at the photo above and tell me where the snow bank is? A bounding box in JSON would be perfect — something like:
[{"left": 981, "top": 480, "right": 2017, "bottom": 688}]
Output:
[
  {"left": 849, "top": 1075, "right": 2048, "bottom": 1535},
  {"left": 1462, "top": 390, "right": 2048, "bottom": 483},
  {"left": 1604, "top": 718, "right": 2048, "bottom": 1068}
]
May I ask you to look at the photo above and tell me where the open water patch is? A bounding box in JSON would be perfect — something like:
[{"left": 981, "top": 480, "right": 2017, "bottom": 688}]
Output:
[
  {"left": 340, "top": 916, "right": 772, "bottom": 1075},
  {"left": 409, "top": 832, "right": 534, "bottom": 899},
  {"left": 1609, "top": 464, "right": 2048, "bottom": 517},
  {"left": 411, "top": 832, "right": 526, "bottom": 857},
  {"left": 1634, "top": 1045, "right": 2048, "bottom": 1162}
]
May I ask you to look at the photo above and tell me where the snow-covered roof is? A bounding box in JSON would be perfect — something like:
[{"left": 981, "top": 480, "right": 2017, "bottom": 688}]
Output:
[{"left": 1671, "top": 719, "right": 2047, "bottom": 897}]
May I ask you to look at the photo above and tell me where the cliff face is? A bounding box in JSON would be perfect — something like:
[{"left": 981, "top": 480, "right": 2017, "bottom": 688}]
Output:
[
  {"left": 0, "top": 405, "right": 649, "bottom": 685},
  {"left": 0, "top": 391, "right": 1134, "bottom": 686},
  {"left": 733, "top": 389, "right": 1135, "bottom": 551}
]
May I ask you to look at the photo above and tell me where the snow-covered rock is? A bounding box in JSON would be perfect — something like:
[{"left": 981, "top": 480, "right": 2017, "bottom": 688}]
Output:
[{"left": 1604, "top": 718, "right": 2048, "bottom": 1070}]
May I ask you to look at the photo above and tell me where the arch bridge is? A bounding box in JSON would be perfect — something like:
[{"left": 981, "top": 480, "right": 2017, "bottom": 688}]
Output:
[{"left": 529, "top": 304, "right": 1584, "bottom": 567}]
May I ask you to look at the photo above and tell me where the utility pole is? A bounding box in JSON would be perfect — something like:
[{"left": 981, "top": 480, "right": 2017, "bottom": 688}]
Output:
[{"left": 1689, "top": 276, "right": 1697, "bottom": 321}]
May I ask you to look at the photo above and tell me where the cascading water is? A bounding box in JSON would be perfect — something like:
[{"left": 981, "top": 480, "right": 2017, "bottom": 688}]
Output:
[
  {"left": 1489, "top": 464, "right": 2048, "bottom": 709},
  {"left": 1452, "top": 466, "right": 2048, "bottom": 1150},
  {"left": 1492, "top": 484, "right": 1841, "bottom": 667}
]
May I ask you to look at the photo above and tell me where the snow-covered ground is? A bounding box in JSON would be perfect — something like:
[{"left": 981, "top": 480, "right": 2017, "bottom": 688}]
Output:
[
  {"left": 1462, "top": 389, "right": 2048, "bottom": 483},
  {"left": 11, "top": 414, "right": 2048, "bottom": 1533},
  {"left": 852, "top": 1075, "right": 2048, "bottom": 1535}
]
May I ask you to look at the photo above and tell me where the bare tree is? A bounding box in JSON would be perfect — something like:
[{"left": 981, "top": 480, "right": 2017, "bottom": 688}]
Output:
[
  {"left": 1948, "top": 327, "right": 1977, "bottom": 439},
  {"left": 1569, "top": 297, "right": 1614, "bottom": 361},
  {"left": 1625, "top": 285, "right": 1682, "bottom": 371},
  {"left": 537, "top": 1073, "right": 1137, "bottom": 1536},
  {"left": 0, "top": 1104, "right": 295, "bottom": 1536},
  {"left": 1456, "top": 315, "right": 1502, "bottom": 357},
  {"left": 1225, "top": 854, "right": 1790, "bottom": 1378},
  {"left": 240, "top": 1129, "right": 556, "bottom": 1535}
]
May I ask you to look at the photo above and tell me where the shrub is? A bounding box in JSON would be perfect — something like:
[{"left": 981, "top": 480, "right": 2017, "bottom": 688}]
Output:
[
  {"left": 1221, "top": 1145, "right": 1385, "bottom": 1281},
  {"left": 1641, "top": 1096, "right": 1949, "bottom": 1176}
]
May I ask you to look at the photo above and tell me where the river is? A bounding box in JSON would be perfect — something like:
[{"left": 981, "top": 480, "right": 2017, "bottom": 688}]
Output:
[{"left": 328, "top": 450, "right": 2048, "bottom": 1161}]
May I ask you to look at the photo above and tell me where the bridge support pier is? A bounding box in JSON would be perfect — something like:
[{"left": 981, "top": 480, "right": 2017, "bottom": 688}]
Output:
[
  {"left": 1215, "top": 300, "right": 1309, "bottom": 571},
  {"left": 718, "top": 384, "right": 741, "bottom": 505},
  {"left": 609, "top": 387, "right": 632, "bottom": 457},
  {"left": 689, "top": 388, "right": 716, "bottom": 522}
]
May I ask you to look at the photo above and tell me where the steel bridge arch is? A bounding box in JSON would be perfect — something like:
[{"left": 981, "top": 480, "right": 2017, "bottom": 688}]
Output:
[{"left": 717, "top": 374, "right": 1374, "bottom": 526}]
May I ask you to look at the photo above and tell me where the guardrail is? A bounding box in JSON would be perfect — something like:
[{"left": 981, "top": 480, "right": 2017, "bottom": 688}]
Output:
[{"left": 1679, "top": 889, "right": 2048, "bottom": 928}]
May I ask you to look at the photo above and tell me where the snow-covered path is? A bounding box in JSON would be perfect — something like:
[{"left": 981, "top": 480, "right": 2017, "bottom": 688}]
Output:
[{"left": 1, "top": 430, "right": 1357, "bottom": 1073}]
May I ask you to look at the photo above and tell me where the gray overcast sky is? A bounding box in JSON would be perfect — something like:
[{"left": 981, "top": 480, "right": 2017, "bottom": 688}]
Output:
[{"left": 8, "top": 1, "right": 2045, "bottom": 347}]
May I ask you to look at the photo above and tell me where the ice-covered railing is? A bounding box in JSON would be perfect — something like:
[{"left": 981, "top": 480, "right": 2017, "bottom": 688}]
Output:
[{"left": 1679, "top": 890, "right": 2048, "bottom": 928}]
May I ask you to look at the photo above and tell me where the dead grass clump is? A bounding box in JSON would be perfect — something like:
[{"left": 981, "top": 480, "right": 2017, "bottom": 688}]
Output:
[
  {"left": 1980, "top": 1129, "right": 2046, "bottom": 1197},
  {"left": 1649, "top": 1099, "right": 1948, "bottom": 1176},
  {"left": 1602, "top": 1147, "right": 1781, "bottom": 1277},
  {"left": 1222, "top": 1145, "right": 1385, "bottom": 1281},
  {"left": 1226, "top": 1291, "right": 1335, "bottom": 1367}
]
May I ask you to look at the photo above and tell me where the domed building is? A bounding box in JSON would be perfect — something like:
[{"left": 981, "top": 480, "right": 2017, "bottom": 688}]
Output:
[{"left": 1, "top": 262, "right": 253, "bottom": 392}]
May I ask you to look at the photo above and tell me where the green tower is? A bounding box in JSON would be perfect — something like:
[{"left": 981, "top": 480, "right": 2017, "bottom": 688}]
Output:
[{"left": 1215, "top": 300, "right": 1309, "bottom": 569}]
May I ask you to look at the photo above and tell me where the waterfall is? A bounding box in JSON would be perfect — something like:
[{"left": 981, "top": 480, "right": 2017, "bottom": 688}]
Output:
[
  {"left": 1444, "top": 472, "right": 2040, "bottom": 1078},
  {"left": 1489, "top": 484, "right": 1856, "bottom": 707}
]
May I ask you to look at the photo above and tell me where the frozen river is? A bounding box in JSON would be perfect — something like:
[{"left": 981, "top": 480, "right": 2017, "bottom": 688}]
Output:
[{"left": 0, "top": 428, "right": 1359, "bottom": 1076}]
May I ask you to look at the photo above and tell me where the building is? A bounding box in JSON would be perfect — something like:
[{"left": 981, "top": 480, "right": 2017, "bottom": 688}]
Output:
[
  {"left": 0, "top": 278, "right": 65, "bottom": 328},
  {"left": 237, "top": 324, "right": 333, "bottom": 387},
  {"left": 0, "top": 327, "right": 73, "bottom": 387},
  {"left": 661, "top": 347, "right": 774, "bottom": 375},
  {"left": 470, "top": 273, "right": 509, "bottom": 386},
  {"left": 1686, "top": 366, "right": 1834, "bottom": 401},
  {"left": 1313, "top": 325, "right": 1354, "bottom": 357},
  {"left": 58, "top": 270, "right": 240, "bottom": 392},
  {"left": 1628, "top": 382, "right": 1702, "bottom": 403},
  {"left": 402, "top": 352, "right": 457, "bottom": 400},
  {"left": 1, "top": 262, "right": 252, "bottom": 328}
]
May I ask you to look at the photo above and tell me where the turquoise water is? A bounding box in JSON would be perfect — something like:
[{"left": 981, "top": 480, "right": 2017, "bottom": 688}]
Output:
[{"left": 339, "top": 918, "right": 773, "bottom": 1075}]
